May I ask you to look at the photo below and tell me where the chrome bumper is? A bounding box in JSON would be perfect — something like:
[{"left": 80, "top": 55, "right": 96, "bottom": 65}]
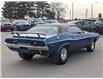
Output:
[{"left": 5, "top": 43, "right": 49, "bottom": 51}]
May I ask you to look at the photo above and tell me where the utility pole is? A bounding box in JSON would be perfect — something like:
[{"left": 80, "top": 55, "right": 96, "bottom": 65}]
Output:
[
  {"left": 72, "top": 2, "right": 74, "bottom": 20},
  {"left": 91, "top": 4, "right": 93, "bottom": 19},
  {"left": 85, "top": 8, "right": 88, "bottom": 19},
  {"left": 70, "top": 9, "right": 71, "bottom": 20}
]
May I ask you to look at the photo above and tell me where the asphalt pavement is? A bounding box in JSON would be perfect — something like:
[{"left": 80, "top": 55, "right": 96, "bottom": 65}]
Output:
[{"left": 1, "top": 32, "right": 103, "bottom": 78}]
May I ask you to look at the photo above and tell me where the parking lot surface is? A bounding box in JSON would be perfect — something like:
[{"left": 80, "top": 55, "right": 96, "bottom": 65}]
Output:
[{"left": 1, "top": 32, "right": 103, "bottom": 78}]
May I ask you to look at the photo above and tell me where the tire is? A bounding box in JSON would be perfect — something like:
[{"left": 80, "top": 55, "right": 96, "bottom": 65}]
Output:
[
  {"left": 10, "top": 29, "right": 14, "bottom": 31},
  {"left": 87, "top": 41, "right": 95, "bottom": 52},
  {"left": 52, "top": 46, "right": 69, "bottom": 65},
  {"left": 18, "top": 52, "right": 35, "bottom": 60},
  {"left": 91, "top": 29, "right": 97, "bottom": 33},
  {"left": 47, "top": 55, "right": 53, "bottom": 58}
]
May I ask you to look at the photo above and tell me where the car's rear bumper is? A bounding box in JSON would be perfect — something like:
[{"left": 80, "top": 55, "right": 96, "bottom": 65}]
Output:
[{"left": 5, "top": 43, "right": 49, "bottom": 54}]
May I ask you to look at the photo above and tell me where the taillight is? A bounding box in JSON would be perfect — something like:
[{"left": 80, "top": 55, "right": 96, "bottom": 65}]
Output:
[
  {"left": 31, "top": 41, "right": 45, "bottom": 46},
  {"left": 32, "top": 41, "right": 37, "bottom": 45}
]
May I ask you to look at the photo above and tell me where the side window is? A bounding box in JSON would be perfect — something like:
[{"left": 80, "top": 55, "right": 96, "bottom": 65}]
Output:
[
  {"left": 88, "top": 21, "right": 91, "bottom": 24},
  {"left": 85, "top": 21, "right": 90, "bottom": 25},
  {"left": 68, "top": 27, "right": 82, "bottom": 33},
  {"left": 74, "top": 22, "right": 78, "bottom": 25},
  {"left": 80, "top": 22, "right": 85, "bottom": 25},
  {"left": 76, "top": 21, "right": 85, "bottom": 25}
]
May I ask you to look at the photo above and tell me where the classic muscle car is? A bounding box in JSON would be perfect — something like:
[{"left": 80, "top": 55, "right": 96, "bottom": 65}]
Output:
[{"left": 5, "top": 23, "right": 99, "bottom": 65}]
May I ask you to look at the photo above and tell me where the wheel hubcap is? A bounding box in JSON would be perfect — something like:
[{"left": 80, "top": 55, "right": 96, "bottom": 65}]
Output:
[
  {"left": 91, "top": 42, "right": 95, "bottom": 50},
  {"left": 61, "top": 47, "right": 67, "bottom": 61}
]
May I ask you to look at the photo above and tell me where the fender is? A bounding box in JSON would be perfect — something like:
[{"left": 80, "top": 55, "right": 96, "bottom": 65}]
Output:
[{"left": 55, "top": 43, "right": 71, "bottom": 54}]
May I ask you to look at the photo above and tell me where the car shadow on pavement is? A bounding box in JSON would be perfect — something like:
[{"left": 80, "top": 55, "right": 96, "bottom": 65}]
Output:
[
  {"left": 2, "top": 48, "right": 97, "bottom": 78},
  {"left": 67, "top": 49, "right": 95, "bottom": 64},
  {"left": 11, "top": 48, "right": 94, "bottom": 67}
]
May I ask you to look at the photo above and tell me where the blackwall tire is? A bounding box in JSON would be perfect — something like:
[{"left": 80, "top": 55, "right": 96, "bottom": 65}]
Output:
[
  {"left": 18, "top": 52, "right": 35, "bottom": 60},
  {"left": 52, "top": 46, "right": 69, "bottom": 65},
  {"left": 87, "top": 41, "right": 95, "bottom": 52}
]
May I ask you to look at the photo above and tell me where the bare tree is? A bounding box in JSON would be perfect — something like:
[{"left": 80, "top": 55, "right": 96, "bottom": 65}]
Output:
[{"left": 50, "top": 2, "right": 66, "bottom": 20}]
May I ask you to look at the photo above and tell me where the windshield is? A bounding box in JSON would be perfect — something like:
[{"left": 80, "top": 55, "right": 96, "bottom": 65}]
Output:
[
  {"left": 44, "top": 20, "right": 58, "bottom": 23},
  {"left": 13, "top": 20, "right": 27, "bottom": 24},
  {"left": 34, "top": 19, "right": 43, "bottom": 22},
  {"left": 1, "top": 19, "right": 10, "bottom": 22},
  {"left": 28, "top": 18, "right": 43, "bottom": 23},
  {"left": 67, "top": 21, "right": 78, "bottom": 25},
  {"left": 27, "top": 25, "right": 58, "bottom": 35}
]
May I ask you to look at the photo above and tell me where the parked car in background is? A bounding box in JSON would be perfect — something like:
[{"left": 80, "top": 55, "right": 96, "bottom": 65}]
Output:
[
  {"left": 0, "top": 18, "right": 16, "bottom": 31},
  {"left": 67, "top": 20, "right": 97, "bottom": 32},
  {"left": 44, "top": 19, "right": 59, "bottom": 23},
  {"left": 95, "top": 18, "right": 103, "bottom": 34},
  {"left": 27, "top": 18, "right": 44, "bottom": 26},
  {"left": 83, "top": 19, "right": 96, "bottom": 23},
  {"left": 5, "top": 23, "right": 99, "bottom": 65},
  {"left": 12, "top": 19, "right": 31, "bottom": 31},
  {"left": 95, "top": 18, "right": 103, "bottom": 25}
]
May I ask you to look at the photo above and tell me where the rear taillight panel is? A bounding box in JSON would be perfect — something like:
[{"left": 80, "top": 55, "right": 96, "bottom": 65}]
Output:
[
  {"left": 5, "top": 38, "right": 45, "bottom": 46},
  {"left": 31, "top": 41, "right": 45, "bottom": 46}
]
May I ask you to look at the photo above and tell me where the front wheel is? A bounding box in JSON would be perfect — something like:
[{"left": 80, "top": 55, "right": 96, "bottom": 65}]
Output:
[
  {"left": 87, "top": 41, "right": 95, "bottom": 52},
  {"left": 52, "top": 46, "right": 69, "bottom": 65},
  {"left": 18, "top": 52, "right": 35, "bottom": 60}
]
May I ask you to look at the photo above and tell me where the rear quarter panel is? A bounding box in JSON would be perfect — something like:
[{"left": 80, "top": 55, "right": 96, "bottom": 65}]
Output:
[{"left": 45, "top": 33, "right": 75, "bottom": 54}]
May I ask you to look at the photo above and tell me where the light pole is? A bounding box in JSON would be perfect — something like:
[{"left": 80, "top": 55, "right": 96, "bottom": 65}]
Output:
[
  {"left": 85, "top": 8, "right": 88, "bottom": 19},
  {"left": 97, "top": 2, "right": 103, "bottom": 18},
  {"left": 91, "top": 4, "right": 93, "bottom": 19},
  {"left": 70, "top": 9, "right": 71, "bottom": 20},
  {"left": 72, "top": 2, "right": 74, "bottom": 20},
  {"left": 91, "top": 1, "right": 103, "bottom": 19}
]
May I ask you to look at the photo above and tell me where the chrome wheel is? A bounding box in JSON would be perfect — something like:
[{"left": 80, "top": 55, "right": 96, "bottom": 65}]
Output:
[
  {"left": 18, "top": 52, "right": 35, "bottom": 60},
  {"left": 87, "top": 41, "right": 95, "bottom": 52},
  {"left": 60, "top": 47, "right": 68, "bottom": 61},
  {"left": 91, "top": 41, "right": 95, "bottom": 50},
  {"left": 52, "top": 46, "right": 69, "bottom": 65}
]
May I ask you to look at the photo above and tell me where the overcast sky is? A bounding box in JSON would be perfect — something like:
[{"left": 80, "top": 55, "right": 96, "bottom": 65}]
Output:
[{"left": 0, "top": 0, "right": 103, "bottom": 19}]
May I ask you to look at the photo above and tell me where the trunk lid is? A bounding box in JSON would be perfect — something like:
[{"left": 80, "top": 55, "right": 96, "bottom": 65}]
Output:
[{"left": 5, "top": 33, "right": 52, "bottom": 46}]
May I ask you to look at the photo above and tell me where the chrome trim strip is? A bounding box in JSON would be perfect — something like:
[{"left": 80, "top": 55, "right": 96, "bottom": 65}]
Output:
[
  {"left": 47, "top": 35, "right": 99, "bottom": 44},
  {"left": 5, "top": 43, "right": 48, "bottom": 50}
]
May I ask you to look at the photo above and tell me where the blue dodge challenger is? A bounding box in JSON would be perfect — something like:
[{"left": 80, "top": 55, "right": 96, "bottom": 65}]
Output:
[{"left": 5, "top": 23, "right": 99, "bottom": 65}]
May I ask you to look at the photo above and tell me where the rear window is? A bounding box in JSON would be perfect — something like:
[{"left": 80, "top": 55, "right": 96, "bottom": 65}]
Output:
[{"left": 27, "top": 25, "right": 58, "bottom": 35}]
